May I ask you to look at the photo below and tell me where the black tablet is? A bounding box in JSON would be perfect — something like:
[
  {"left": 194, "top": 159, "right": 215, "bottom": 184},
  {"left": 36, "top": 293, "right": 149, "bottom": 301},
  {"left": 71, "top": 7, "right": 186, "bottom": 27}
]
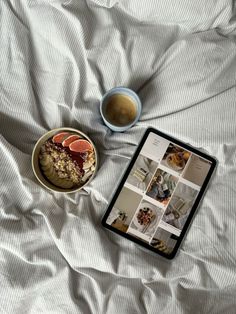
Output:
[{"left": 101, "top": 127, "right": 217, "bottom": 259}]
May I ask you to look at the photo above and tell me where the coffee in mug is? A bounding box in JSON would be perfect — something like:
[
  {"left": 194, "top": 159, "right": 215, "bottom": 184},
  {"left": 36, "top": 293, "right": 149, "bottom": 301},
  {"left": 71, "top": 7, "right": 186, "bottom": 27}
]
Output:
[
  {"left": 104, "top": 94, "right": 137, "bottom": 126},
  {"left": 100, "top": 87, "right": 142, "bottom": 132}
]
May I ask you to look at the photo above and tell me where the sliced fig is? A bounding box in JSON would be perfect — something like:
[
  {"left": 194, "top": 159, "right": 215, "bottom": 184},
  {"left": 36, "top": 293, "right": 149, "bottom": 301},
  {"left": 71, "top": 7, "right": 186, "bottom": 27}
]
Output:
[
  {"left": 69, "top": 139, "right": 93, "bottom": 153},
  {"left": 52, "top": 132, "right": 70, "bottom": 143},
  {"left": 62, "top": 134, "right": 81, "bottom": 147}
]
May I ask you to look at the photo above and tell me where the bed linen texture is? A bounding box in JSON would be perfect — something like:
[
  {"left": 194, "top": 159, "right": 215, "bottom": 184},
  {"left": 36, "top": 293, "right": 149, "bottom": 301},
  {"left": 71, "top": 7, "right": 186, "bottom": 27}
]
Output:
[{"left": 1, "top": 0, "right": 236, "bottom": 313}]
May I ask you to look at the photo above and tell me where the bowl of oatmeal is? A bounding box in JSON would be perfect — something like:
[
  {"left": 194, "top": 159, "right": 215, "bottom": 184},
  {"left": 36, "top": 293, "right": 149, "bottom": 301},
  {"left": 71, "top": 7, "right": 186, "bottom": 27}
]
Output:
[{"left": 32, "top": 128, "right": 98, "bottom": 193}]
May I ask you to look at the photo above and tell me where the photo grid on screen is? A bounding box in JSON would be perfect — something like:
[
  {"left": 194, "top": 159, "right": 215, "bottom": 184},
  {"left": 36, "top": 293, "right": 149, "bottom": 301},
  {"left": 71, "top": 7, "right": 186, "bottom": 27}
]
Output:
[{"left": 106, "top": 132, "right": 212, "bottom": 255}]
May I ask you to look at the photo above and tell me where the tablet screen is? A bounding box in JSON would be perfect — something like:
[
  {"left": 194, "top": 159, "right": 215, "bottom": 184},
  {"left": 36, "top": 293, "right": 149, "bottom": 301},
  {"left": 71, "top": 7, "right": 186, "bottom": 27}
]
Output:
[{"left": 102, "top": 128, "right": 216, "bottom": 259}]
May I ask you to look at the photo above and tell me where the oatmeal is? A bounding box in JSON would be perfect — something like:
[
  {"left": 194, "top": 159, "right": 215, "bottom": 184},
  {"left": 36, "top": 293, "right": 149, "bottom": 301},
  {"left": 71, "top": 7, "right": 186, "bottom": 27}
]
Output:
[{"left": 39, "top": 132, "right": 96, "bottom": 189}]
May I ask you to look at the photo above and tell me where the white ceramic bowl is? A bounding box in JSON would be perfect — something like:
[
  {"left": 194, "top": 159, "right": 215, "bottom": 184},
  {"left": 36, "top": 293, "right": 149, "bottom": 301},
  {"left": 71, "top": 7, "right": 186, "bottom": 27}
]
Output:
[{"left": 32, "top": 128, "right": 98, "bottom": 193}]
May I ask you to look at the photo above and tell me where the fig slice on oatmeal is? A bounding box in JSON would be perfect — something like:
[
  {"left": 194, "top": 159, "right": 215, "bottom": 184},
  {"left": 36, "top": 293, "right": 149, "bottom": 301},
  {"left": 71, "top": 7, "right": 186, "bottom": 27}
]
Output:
[
  {"left": 69, "top": 139, "right": 93, "bottom": 153},
  {"left": 52, "top": 132, "right": 70, "bottom": 143},
  {"left": 62, "top": 134, "right": 81, "bottom": 147}
]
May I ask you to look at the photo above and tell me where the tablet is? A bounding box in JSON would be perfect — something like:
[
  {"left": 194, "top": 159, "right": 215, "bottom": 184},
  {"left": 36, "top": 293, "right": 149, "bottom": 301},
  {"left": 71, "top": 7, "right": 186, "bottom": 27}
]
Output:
[{"left": 101, "top": 127, "right": 217, "bottom": 259}]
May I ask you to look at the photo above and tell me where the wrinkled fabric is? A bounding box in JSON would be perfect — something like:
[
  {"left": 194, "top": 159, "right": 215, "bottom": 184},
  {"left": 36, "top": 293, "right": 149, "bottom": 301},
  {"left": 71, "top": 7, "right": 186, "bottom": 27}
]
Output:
[{"left": 1, "top": 0, "right": 236, "bottom": 313}]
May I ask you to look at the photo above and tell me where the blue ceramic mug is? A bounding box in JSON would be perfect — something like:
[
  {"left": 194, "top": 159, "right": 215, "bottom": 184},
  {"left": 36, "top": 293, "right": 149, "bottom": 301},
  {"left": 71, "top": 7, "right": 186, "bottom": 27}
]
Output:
[{"left": 100, "top": 87, "right": 142, "bottom": 132}]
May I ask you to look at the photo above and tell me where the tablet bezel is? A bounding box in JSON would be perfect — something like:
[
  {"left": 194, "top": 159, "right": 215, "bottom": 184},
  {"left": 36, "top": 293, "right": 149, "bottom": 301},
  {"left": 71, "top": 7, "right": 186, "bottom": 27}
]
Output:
[{"left": 101, "top": 127, "right": 217, "bottom": 259}]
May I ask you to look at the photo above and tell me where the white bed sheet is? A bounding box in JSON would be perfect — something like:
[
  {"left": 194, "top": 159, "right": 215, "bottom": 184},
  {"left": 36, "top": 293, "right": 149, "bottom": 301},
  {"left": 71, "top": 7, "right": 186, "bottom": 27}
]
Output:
[{"left": 1, "top": 0, "right": 236, "bottom": 313}]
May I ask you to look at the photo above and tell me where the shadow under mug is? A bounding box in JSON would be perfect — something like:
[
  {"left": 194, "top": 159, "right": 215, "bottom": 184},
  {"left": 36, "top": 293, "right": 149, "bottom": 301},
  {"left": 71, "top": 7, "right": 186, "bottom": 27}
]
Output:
[{"left": 100, "top": 87, "right": 142, "bottom": 132}]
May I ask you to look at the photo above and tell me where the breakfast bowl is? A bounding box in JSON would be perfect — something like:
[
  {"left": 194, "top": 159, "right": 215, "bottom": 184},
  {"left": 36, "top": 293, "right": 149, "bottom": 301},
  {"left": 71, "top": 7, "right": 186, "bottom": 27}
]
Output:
[{"left": 32, "top": 128, "right": 98, "bottom": 193}]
